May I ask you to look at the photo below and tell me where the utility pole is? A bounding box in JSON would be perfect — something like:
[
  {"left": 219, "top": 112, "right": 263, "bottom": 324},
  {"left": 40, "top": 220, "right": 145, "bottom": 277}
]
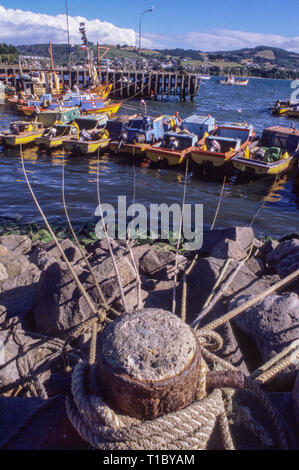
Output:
[{"left": 139, "top": 6, "right": 154, "bottom": 54}]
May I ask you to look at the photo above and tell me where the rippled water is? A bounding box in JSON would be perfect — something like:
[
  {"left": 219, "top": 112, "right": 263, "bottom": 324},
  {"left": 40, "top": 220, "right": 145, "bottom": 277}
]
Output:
[{"left": 0, "top": 76, "right": 298, "bottom": 238}]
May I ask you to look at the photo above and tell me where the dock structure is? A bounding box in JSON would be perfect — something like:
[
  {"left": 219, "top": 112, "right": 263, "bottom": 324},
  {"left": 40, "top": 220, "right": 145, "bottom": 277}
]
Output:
[{"left": 0, "top": 66, "right": 201, "bottom": 101}]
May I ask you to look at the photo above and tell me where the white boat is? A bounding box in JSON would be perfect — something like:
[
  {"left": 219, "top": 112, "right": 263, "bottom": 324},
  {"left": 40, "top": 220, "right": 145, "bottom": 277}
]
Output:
[
  {"left": 219, "top": 76, "right": 248, "bottom": 86},
  {"left": 199, "top": 61, "right": 211, "bottom": 80}
]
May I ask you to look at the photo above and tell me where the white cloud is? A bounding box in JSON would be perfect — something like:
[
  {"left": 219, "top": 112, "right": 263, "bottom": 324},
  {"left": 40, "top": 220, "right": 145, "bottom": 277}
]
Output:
[
  {"left": 0, "top": 5, "right": 299, "bottom": 54},
  {"left": 0, "top": 5, "right": 137, "bottom": 46},
  {"left": 144, "top": 29, "right": 299, "bottom": 53}
]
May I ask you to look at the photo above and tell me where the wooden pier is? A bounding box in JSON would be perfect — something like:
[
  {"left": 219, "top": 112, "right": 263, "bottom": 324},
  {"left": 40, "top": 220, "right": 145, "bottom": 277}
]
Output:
[{"left": 0, "top": 66, "right": 201, "bottom": 101}]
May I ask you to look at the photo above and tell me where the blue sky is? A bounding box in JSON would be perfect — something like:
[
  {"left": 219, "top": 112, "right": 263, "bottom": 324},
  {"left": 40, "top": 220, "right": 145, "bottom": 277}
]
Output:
[{"left": 0, "top": 1, "right": 299, "bottom": 51}]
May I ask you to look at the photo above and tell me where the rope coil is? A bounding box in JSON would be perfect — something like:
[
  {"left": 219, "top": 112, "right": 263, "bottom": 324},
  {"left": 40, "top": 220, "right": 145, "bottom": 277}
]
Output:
[{"left": 66, "top": 360, "right": 232, "bottom": 450}]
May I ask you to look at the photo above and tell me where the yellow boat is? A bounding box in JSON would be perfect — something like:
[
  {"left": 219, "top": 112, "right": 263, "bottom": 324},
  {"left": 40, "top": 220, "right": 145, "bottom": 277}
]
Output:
[
  {"left": 0, "top": 121, "right": 43, "bottom": 147},
  {"left": 92, "top": 83, "right": 113, "bottom": 100},
  {"left": 35, "top": 122, "right": 79, "bottom": 149},
  {"left": 82, "top": 101, "right": 122, "bottom": 117},
  {"left": 232, "top": 126, "right": 299, "bottom": 176},
  {"left": 286, "top": 107, "right": 299, "bottom": 118},
  {"left": 190, "top": 122, "right": 256, "bottom": 170},
  {"left": 109, "top": 141, "right": 148, "bottom": 155},
  {"left": 145, "top": 132, "right": 198, "bottom": 167},
  {"left": 63, "top": 128, "right": 110, "bottom": 155},
  {"left": 271, "top": 100, "right": 293, "bottom": 116}
]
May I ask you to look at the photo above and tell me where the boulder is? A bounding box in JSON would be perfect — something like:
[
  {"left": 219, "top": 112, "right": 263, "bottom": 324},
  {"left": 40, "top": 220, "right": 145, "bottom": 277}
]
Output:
[
  {"left": 231, "top": 293, "right": 299, "bottom": 389},
  {"left": 0, "top": 329, "right": 50, "bottom": 392},
  {"left": 258, "top": 239, "right": 279, "bottom": 263},
  {"left": 276, "top": 253, "right": 299, "bottom": 278},
  {"left": 210, "top": 238, "right": 247, "bottom": 262},
  {"left": 0, "top": 235, "right": 31, "bottom": 255},
  {"left": 199, "top": 226, "right": 254, "bottom": 255},
  {"left": 223, "top": 226, "right": 254, "bottom": 251},
  {"left": 0, "top": 266, "right": 41, "bottom": 323},
  {"left": 186, "top": 256, "right": 271, "bottom": 320},
  {"left": 138, "top": 247, "right": 186, "bottom": 281},
  {"left": 0, "top": 253, "right": 31, "bottom": 278},
  {"left": 33, "top": 261, "right": 94, "bottom": 336},
  {"left": 29, "top": 239, "right": 84, "bottom": 269},
  {"left": 267, "top": 239, "right": 299, "bottom": 269},
  {"left": 0, "top": 395, "right": 87, "bottom": 449}
]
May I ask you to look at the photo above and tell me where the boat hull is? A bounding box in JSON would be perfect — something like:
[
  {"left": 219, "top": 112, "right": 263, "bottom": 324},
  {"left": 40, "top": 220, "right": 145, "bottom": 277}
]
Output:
[
  {"left": 110, "top": 142, "right": 147, "bottom": 155},
  {"left": 190, "top": 148, "right": 235, "bottom": 167},
  {"left": 4, "top": 131, "right": 43, "bottom": 147},
  {"left": 63, "top": 138, "right": 110, "bottom": 154},
  {"left": 84, "top": 102, "right": 122, "bottom": 117},
  {"left": 145, "top": 147, "right": 188, "bottom": 166},
  {"left": 232, "top": 155, "right": 295, "bottom": 176},
  {"left": 35, "top": 134, "right": 75, "bottom": 149}
]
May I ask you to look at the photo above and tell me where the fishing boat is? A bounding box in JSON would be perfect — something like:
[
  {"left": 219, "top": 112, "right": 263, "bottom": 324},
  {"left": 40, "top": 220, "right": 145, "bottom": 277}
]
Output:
[
  {"left": 232, "top": 125, "right": 299, "bottom": 176},
  {"left": 80, "top": 100, "right": 122, "bottom": 117},
  {"left": 145, "top": 131, "right": 198, "bottom": 167},
  {"left": 35, "top": 123, "right": 79, "bottom": 149},
  {"left": 181, "top": 114, "right": 216, "bottom": 138},
  {"left": 74, "top": 113, "right": 109, "bottom": 131},
  {"left": 62, "top": 114, "right": 110, "bottom": 154},
  {"left": 37, "top": 107, "right": 81, "bottom": 128},
  {"left": 63, "top": 127, "right": 110, "bottom": 155},
  {"left": 286, "top": 104, "right": 299, "bottom": 118},
  {"left": 271, "top": 99, "right": 293, "bottom": 116},
  {"left": 199, "top": 61, "right": 211, "bottom": 81},
  {"left": 145, "top": 114, "right": 216, "bottom": 167},
  {"left": 109, "top": 115, "right": 165, "bottom": 156},
  {"left": 219, "top": 76, "right": 249, "bottom": 86},
  {"left": 189, "top": 122, "right": 255, "bottom": 172},
  {"left": 0, "top": 121, "right": 43, "bottom": 147}
]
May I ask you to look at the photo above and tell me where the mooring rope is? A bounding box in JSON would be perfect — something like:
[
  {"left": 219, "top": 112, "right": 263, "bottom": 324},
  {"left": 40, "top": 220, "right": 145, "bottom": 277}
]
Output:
[{"left": 65, "top": 327, "right": 295, "bottom": 451}]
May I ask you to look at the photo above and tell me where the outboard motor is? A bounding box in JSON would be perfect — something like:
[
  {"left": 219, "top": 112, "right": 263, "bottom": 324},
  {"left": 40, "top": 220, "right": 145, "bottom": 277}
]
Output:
[
  {"left": 254, "top": 149, "right": 266, "bottom": 161},
  {"left": 167, "top": 137, "right": 179, "bottom": 150},
  {"left": 135, "top": 132, "right": 146, "bottom": 143},
  {"left": 143, "top": 116, "right": 151, "bottom": 130},
  {"left": 44, "top": 127, "right": 57, "bottom": 138},
  {"left": 10, "top": 123, "right": 20, "bottom": 135},
  {"left": 79, "top": 129, "right": 92, "bottom": 142},
  {"left": 116, "top": 131, "right": 128, "bottom": 153},
  {"left": 208, "top": 139, "right": 221, "bottom": 153}
]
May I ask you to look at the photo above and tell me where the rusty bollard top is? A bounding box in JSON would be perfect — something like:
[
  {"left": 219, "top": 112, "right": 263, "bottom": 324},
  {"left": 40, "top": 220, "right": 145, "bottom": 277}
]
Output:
[{"left": 98, "top": 308, "right": 202, "bottom": 420}]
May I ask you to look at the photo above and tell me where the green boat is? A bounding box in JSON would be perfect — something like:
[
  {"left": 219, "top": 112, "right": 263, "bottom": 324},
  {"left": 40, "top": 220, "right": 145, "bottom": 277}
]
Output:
[{"left": 37, "top": 107, "right": 81, "bottom": 128}]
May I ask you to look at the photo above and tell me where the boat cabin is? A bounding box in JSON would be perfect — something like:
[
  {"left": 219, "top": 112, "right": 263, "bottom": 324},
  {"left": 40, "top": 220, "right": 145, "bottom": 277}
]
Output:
[
  {"left": 204, "top": 123, "right": 254, "bottom": 152},
  {"left": 181, "top": 114, "right": 215, "bottom": 139},
  {"left": 37, "top": 107, "right": 81, "bottom": 127},
  {"left": 75, "top": 114, "right": 109, "bottom": 131},
  {"left": 106, "top": 116, "right": 131, "bottom": 139},
  {"left": 161, "top": 132, "right": 198, "bottom": 150},
  {"left": 125, "top": 115, "right": 164, "bottom": 143},
  {"left": 260, "top": 126, "right": 299, "bottom": 155}
]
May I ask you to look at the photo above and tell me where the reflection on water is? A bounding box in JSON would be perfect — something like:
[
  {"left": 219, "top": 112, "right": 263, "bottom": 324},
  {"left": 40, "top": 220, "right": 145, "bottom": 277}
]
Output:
[{"left": 0, "top": 77, "right": 299, "bottom": 238}]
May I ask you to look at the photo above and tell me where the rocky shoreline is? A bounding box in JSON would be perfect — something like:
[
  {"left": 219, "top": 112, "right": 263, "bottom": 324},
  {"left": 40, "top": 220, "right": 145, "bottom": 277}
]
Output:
[{"left": 0, "top": 225, "right": 298, "bottom": 450}]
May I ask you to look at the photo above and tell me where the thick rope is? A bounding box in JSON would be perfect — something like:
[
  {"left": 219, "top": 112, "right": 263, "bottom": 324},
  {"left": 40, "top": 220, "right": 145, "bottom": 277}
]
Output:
[
  {"left": 251, "top": 339, "right": 299, "bottom": 382},
  {"left": 199, "top": 268, "right": 299, "bottom": 331},
  {"left": 196, "top": 329, "right": 295, "bottom": 450},
  {"left": 66, "top": 360, "right": 228, "bottom": 450}
]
